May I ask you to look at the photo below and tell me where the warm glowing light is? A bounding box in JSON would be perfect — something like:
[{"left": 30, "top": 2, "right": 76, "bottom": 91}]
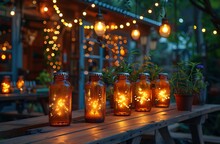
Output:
[
  {"left": 94, "top": 21, "right": 106, "bottom": 36},
  {"left": 126, "top": 22, "right": 130, "bottom": 26},
  {"left": 119, "top": 24, "right": 124, "bottom": 29},
  {"left": 10, "top": 10, "right": 15, "bottom": 16},
  {"left": 44, "top": 6, "right": 48, "bottom": 12},
  {"left": 83, "top": 11, "right": 87, "bottom": 16},
  {"left": 155, "top": 2, "right": 159, "bottom": 7},
  {"left": 213, "top": 30, "right": 217, "bottom": 35},
  {"left": 74, "top": 19, "right": 78, "bottom": 23},
  {"left": 131, "top": 27, "right": 140, "bottom": 40},
  {"left": 140, "top": 16, "right": 144, "bottom": 19},
  {"left": 158, "top": 90, "right": 169, "bottom": 102},
  {"left": 202, "top": 28, "right": 206, "bottom": 33},
  {"left": 148, "top": 9, "right": 152, "bottom": 14},
  {"left": 2, "top": 47, "right": 7, "bottom": 51},
  {"left": 17, "top": 77, "right": 24, "bottom": 90},
  {"left": 159, "top": 18, "right": 171, "bottom": 38},
  {"left": 33, "top": 0, "right": 37, "bottom": 5},
  {"left": 91, "top": 4, "right": 95, "bottom": 8},
  {"left": 1, "top": 54, "right": 6, "bottom": 60},
  {"left": 59, "top": 13, "right": 63, "bottom": 17},
  {"left": 1, "top": 83, "right": 10, "bottom": 93},
  {"left": 132, "top": 20, "right": 136, "bottom": 24},
  {"left": 194, "top": 25, "right": 197, "bottom": 29},
  {"left": 117, "top": 93, "right": 129, "bottom": 108},
  {"left": 68, "top": 23, "right": 72, "bottom": 28},
  {"left": 120, "top": 49, "right": 125, "bottom": 56}
]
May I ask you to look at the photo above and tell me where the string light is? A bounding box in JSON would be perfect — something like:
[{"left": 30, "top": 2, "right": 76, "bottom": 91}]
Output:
[
  {"left": 202, "top": 28, "right": 206, "bottom": 33},
  {"left": 52, "top": 1, "right": 72, "bottom": 28},
  {"left": 91, "top": 3, "right": 95, "bottom": 8},
  {"left": 148, "top": 9, "right": 152, "bottom": 14},
  {"left": 159, "top": 18, "right": 171, "bottom": 38},
  {"left": 10, "top": 8, "right": 15, "bottom": 16},
  {"left": 213, "top": 30, "right": 217, "bottom": 35}
]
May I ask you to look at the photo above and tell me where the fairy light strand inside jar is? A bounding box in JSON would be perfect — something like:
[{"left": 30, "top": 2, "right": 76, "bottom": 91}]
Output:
[
  {"left": 114, "top": 73, "right": 132, "bottom": 116},
  {"left": 84, "top": 72, "right": 106, "bottom": 123},
  {"left": 154, "top": 73, "right": 170, "bottom": 108}
]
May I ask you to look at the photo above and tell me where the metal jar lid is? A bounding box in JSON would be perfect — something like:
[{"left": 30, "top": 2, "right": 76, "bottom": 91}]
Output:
[
  {"left": 139, "top": 73, "right": 150, "bottom": 76},
  {"left": 117, "top": 72, "right": 130, "bottom": 76},
  {"left": 54, "top": 71, "right": 69, "bottom": 76},
  {"left": 159, "top": 73, "right": 168, "bottom": 76},
  {"left": 89, "top": 72, "right": 103, "bottom": 76}
]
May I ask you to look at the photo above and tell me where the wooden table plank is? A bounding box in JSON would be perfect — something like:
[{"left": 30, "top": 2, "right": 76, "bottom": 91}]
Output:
[
  {"left": 0, "top": 104, "right": 220, "bottom": 144},
  {"left": 0, "top": 105, "right": 176, "bottom": 143}
]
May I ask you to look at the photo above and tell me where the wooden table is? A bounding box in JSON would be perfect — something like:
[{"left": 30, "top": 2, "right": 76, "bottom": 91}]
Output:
[
  {"left": 0, "top": 92, "right": 48, "bottom": 115},
  {"left": 0, "top": 104, "right": 220, "bottom": 144}
]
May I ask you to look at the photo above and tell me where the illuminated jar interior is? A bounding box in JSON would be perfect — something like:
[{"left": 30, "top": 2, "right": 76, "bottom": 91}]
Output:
[
  {"left": 1, "top": 76, "right": 11, "bottom": 94},
  {"left": 49, "top": 71, "right": 73, "bottom": 126},
  {"left": 154, "top": 73, "right": 170, "bottom": 108},
  {"left": 135, "top": 73, "right": 152, "bottom": 112},
  {"left": 84, "top": 72, "right": 106, "bottom": 123},
  {"left": 114, "top": 73, "right": 131, "bottom": 116}
]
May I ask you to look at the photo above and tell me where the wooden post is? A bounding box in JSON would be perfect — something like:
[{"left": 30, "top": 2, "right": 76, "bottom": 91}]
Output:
[
  {"left": 12, "top": 0, "right": 23, "bottom": 81},
  {"left": 183, "top": 115, "right": 207, "bottom": 144},
  {"left": 78, "top": 24, "right": 85, "bottom": 109}
]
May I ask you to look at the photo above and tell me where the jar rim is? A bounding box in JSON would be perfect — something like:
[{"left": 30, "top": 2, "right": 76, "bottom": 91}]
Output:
[
  {"left": 139, "top": 73, "right": 150, "bottom": 76},
  {"left": 54, "top": 71, "right": 69, "bottom": 76},
  {"left": 159, "top": 73, "right": 168, "bottom": 76},
  {"left": 117, "top": 72, "right": 129, "bottom": 76},
  {"left": 89, "top": 72, "right": 103, "bottom": 76}
]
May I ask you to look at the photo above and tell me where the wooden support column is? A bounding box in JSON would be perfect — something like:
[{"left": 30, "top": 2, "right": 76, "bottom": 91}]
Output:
[
  {"left": 78, "top": 25, "right": 85, "bottom": 109},
  {"left": 12, "top": 0, "right": 23, "bottom": 81},
  {"left": 158, "top": 126, "right": 175, "bottom": 144}
]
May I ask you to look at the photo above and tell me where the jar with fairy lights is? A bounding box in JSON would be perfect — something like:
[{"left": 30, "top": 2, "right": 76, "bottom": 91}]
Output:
[
  {"left": 49, "top": 71, "right": 73, "bottom": 126},
  {"left": 154, "top": 73, "right": 170, "bottom": 108},
  {"left": 134, "top": 73, "right": 152, "bottom": 112},
  {"left": 114, "top": 73, "right": 132, "bottom": 116},
  {"left": 84, "top": 72, "right": 106, "bottom": 123},
  {"left": 1, "top": 76, "right": 11, "bottom": 94}
]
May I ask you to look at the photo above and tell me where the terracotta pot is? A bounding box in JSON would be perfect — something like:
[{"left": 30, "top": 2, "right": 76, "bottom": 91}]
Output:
[{"left": 174, "top": 94, "right": 194, "bottom": 111}]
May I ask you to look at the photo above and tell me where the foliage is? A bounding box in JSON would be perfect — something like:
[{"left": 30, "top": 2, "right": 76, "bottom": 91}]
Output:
[
  {"left": 36, "top": 70, "right": 52, "bottom": 86},
  {"left": 170, "top": 61, "right": 208, "bottom": 95},
  {"left": 102, "top": 67, "right": 116, "bottom": 85}
]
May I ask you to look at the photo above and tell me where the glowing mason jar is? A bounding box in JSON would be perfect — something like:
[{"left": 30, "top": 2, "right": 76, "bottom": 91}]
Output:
[
  {"left": 154, "top": 73, "right": 170, "bottom": 108},
  {"left": 85, "top": 72, "right": 106, "bottom": 123},
  {"left": 135, "top": 73, "right": 152, "bottom": 112},
  {"left": 16, "top": 76, "right": 24, "bottom": 92},
  {"left": 1, "top": 76, "right": 11, "bottom": 94},
  {"left": 49, "top": 71, "right": 73, "bottom": 126},
  {"left": 114, "top": 73, "right": 131, "bottom": 116}
]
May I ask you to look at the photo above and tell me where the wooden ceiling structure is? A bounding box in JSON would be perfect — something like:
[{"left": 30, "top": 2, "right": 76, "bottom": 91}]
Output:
[{"left": 18, "top": 0, "right": 160, "bottom": 35}]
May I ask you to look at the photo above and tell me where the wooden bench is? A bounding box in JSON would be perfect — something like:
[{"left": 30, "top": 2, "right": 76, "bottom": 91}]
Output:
[{"left": 0, "top": 104, "right": 220, "bottom": 144}]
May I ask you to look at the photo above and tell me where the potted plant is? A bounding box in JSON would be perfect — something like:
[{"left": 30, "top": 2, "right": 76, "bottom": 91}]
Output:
[{"left": 170, "top": 62, "right": 208, "bottom": 111}]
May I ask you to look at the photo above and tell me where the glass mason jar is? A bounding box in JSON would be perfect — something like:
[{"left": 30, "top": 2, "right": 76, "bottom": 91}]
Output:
[
  {"left": 1, "top": 76, "right": 11, "bottom": 94},
  {"left": 17, "top": 76, "right": 25, "bottom": 92},
  {"left": 85, "top": 72, "right": 106, "bottom": 123},
  {"left": 49, "top": 71, "right": 73, "bottom": 126},
  {"left": 135, "top": 73, "right": 152, "bottom": 112},
  {"left": 114, "top": 73, "right": 131, "bottom": 116},
  {"left": 154, "top": 73, "right": 170, "bottom": 107}
]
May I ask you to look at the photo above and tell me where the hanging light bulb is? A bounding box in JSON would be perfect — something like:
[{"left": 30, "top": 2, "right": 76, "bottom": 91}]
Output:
[
  {"left": 159, "top": 18, "right": 171, "bottom": 38},
  {"left": 94, "top": 9, "right": 106, "bottom": 37},
  {"left": 10, "top": 7, "right": 16, "bottom": 16},
  {"left": 131, "top": 25, "right": 140, "bottom": 40}
]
